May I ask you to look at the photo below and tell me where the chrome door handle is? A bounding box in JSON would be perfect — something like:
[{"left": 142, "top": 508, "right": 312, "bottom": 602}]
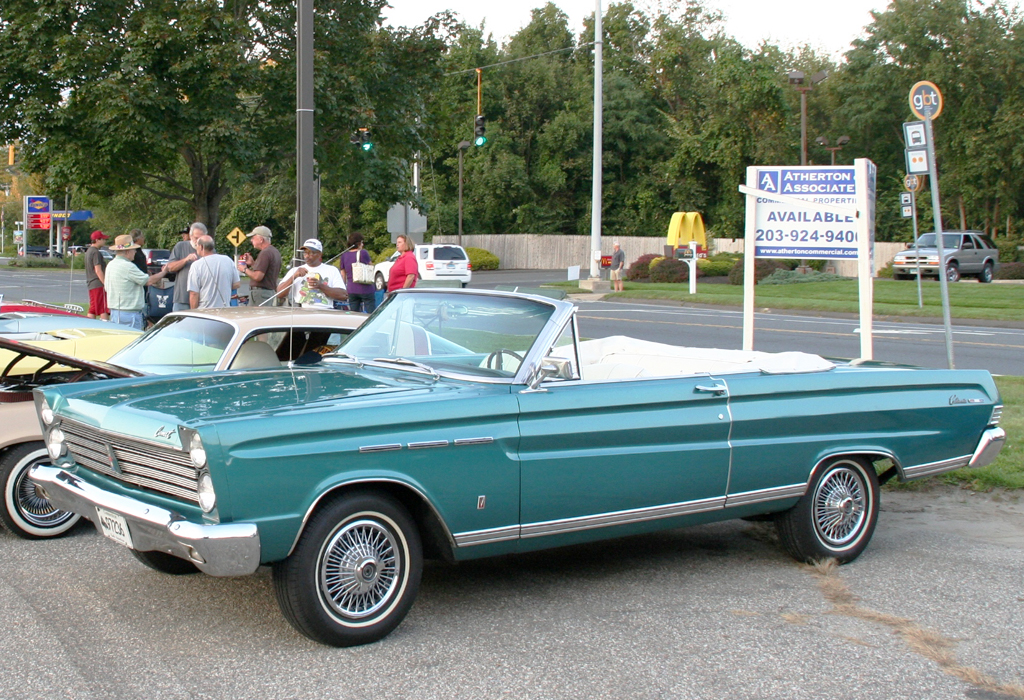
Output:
[{"left": 695, "top": 384, "right": 728, "bottom": 396}]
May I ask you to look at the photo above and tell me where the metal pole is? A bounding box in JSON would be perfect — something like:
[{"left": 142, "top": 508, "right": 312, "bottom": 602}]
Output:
[
  {"left": 911, "top": 190, "right": 922, "bottom": 308},
  {"left": 800, "top": 90, "right": 808, "bottom": 166},
  {"left": 458, "top": 147, "right": 464, "bottom": 246},
  {"left": 296, "top": 0, "right": 316, "bottom": 246},
  {"left": 924, "top": 117, "right": 954, "bottom": 368},
  {"left": 589, "top": 0, "right": 603, "bottom": 280}
]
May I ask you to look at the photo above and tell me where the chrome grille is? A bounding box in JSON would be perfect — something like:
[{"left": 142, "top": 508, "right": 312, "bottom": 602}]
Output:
[
  {"left": 991, "top": 405, "right": 1003, "bottom": 426},
  {"left": 60, "top": 419, "right": 200, "bottom": 504}
]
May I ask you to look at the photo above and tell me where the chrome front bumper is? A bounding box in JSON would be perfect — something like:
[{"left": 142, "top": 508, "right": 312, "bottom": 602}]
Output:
[{"left": 30, "top": 465, "right": 261, "bottom": 577}]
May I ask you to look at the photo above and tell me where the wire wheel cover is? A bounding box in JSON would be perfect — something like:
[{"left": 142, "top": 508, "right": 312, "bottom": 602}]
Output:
[
  {"left": 319, "top": 518, "right": 400, "bottom": 620},
  {"left": 813, "top": 466, "right": 867, "bottom": 547},
  {"left": 15, "top": 466, "right": 75, "bottom": 528}
]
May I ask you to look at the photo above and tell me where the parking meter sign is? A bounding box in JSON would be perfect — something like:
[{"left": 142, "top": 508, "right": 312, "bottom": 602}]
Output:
[{"left": 909, "top": 81, "right": 943, "bottom": 120}]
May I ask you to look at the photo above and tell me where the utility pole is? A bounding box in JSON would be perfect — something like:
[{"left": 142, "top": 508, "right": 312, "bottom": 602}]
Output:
[
  {"left": 581, "top": 0, "right": 605, "bottom": 291},
  {"left": 296, "top": 0, "right": 316, "bottom": 251}
]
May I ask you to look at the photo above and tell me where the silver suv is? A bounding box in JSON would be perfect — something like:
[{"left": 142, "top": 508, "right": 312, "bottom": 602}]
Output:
[{"left": 892, "top": 231, "right": 1000, "bottom": 283}]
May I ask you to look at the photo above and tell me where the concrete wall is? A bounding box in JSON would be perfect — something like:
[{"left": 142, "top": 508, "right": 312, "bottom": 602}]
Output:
[{"left": 433, "top": 235, "right": 908, "bottom": 277}]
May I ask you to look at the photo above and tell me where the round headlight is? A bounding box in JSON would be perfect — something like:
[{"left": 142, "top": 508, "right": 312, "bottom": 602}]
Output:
[
  {"left": 197, "top": 472, "right": 216, "bottom": 513},
  {"left": 46, "top": 428, "right": 66, "bottom": 460},
  {"left": 189, "top": 433, "right": 207, "bottom": 468},
  {"left": 40, "top": 406, "right": 55, "bottom": 426}
]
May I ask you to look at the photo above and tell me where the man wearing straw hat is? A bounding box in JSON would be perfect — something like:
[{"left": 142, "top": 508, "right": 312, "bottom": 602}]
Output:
[{"left": 104, "top": 234, "right": 168, "bottom": 329}]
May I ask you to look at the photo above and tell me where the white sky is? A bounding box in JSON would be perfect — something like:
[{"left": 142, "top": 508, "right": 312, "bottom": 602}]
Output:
[{"left": 382, "top": 0, "right": 889, "bottom": 59}]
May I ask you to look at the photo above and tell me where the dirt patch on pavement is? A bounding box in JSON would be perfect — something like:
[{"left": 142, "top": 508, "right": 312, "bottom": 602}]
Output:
[{"left": 881, "top": 484, "right": 1024, "bottom": 550}]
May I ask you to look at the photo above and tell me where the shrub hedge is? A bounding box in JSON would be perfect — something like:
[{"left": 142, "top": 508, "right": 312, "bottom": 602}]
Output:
[
  {"left": 626, "top": 253, "right": 660, "bottom": 280},
  {"left": 728, "top": 258, "right": 789, "bottom": 285},
  {"left": 466, "top": 247, "right": 499, "bottom": 271},
  {"left": 995, "top": 261, "right": 1024, "bottom": 279},
  {"left": 649, "top": 257, "right": 691, "bottom": 283}
]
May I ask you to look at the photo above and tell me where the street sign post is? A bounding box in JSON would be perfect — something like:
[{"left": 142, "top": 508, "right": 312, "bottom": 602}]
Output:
[{"left": 909, "top": 80, "right": 953, "bottom": 367}]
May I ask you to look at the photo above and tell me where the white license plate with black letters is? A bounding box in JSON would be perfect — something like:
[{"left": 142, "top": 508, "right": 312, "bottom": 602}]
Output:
[{"left": 96, "top": 507, "right": 134, "bottom": 549}]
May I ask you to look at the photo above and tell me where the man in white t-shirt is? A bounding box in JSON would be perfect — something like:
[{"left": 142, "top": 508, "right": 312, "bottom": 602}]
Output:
[
  {"left": 187, "top": 236, "right": 240, "bottom": 309},
  {"left": 275, "top": 238, "right": 346, "bottom": 309}
]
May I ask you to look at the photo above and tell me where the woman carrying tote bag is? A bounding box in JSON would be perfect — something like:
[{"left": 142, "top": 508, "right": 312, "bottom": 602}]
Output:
[{"left": 340, "top": 231, "right": 377, "bottom": 313}]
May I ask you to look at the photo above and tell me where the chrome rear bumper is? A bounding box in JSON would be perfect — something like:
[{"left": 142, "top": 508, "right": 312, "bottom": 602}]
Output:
[
  {"left": 30, "top": 465, "right": 260, "bottom": 577},
  {"left": 969, "top": 427, "right": 1006, "bottom": 469}
]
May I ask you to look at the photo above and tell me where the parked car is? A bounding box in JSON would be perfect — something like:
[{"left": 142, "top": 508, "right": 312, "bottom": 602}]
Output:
[
  {"left": 373, "top": 243, "right": 472, "bottom": 290},
  {"left": 892, "top": 231, "right": 1000, "bottom": 282},
  {"left": 24, "top": 245, "right": 63, "bottom": 259},
  {"left": 0, "top": 307, "right": 365, "bottom": 539},
  {"left": 142, "top": 248, "right": 172, "bottom": 276},
  {"left": 30, "top": 289, "right": 1004, "bottom": 647}
]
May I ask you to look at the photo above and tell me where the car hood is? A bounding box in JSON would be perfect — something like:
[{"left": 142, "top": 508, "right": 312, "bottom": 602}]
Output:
[
  {"left": 47, "top": 366, "right": 491, "bottom": 445},
  {"left": 895, "top": 246, "right": 941, "bottom": 255},
  {"left": 0, "top": 335, "right": 140, "bottom": 379}
]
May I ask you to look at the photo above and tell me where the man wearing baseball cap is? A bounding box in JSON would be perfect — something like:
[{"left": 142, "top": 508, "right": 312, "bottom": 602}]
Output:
[
  {"left": 84, "top": 231, "right": 109, "bottom": 320},
  {"left": 238, "top": 225, "right": 282, "bottom": 307},
  {"left": 275, "top": 238, "right": 345, "bottom": 309}
]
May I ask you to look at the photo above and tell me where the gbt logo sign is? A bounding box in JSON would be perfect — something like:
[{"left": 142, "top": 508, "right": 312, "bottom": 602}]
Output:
[{"left": 909, "top": 81, "right": 943, "bottom": 120}]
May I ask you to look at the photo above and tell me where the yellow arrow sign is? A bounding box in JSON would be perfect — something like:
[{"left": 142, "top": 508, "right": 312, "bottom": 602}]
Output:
[{"left": 227, "top": 227, "right": 246, "bottom": 247}]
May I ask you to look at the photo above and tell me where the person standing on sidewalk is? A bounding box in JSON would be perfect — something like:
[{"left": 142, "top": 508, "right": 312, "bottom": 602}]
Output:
[
  {"left": 165, "top": 222, "right": 205, "bottom": 311},
  {"left": 84, "top": 231, "right": 109, "bottom": 320},
  {"left": 339, "top": 231, "right": 376, "bottom": 313},
  {"left": 104, "top": 234, "right": 167, "bottom": 329},
  {"left": 276, "top": 239, "right": 346, "bottom": 309},
  {"left": 237, "top": 226, "right": 282, "bottom": 308},
  {"left": 610, "top": 241, "right": 625, "bottom": 292},
  {"left": 187, "top": 236, "right": 240, "bottom": 309}
]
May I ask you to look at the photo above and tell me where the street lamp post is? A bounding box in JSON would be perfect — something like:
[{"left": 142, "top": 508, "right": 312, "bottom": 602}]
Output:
[
  {"left": 457, "top": 140, "right": 472, "bottom": 246},
  {"left": 788, "top": 70, "right": 828, "bottom": 165},
  {"left": 815, "top": 135, "right": 850, "bottom": 165}
]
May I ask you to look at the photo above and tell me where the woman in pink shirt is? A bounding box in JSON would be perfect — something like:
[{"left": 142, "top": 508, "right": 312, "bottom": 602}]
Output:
[{"left": 386, "top": 234, "right": 418, "bottom": 294}]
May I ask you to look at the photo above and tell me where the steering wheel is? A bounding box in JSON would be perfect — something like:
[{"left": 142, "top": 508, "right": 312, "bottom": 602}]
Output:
[{"left": 484, "top": 348, "right": 524, "bottom": 372}]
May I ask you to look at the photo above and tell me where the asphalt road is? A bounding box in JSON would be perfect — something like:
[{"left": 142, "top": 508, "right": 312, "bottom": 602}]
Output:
[{"left": 1, "top": 487, "right": 1021, "bottom": 699}]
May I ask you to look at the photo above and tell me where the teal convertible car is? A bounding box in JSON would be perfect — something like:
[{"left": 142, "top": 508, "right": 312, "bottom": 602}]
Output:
[{"left": 30, "top": 289, "right": 1005, "bottom": 646}]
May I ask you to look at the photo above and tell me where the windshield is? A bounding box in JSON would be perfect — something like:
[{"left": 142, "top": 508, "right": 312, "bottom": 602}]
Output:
[
  {"left": 432, "top": 246, "right": 467, "bottom": 261},
  {"left": 336, "top": 292, "right": 556, "bottom": 379},
  {"left": 915, "top": 233, "right": 960, "bottom": 249},
  {"left": 108, "top": 315, "right": 234, "bottom": 375}
]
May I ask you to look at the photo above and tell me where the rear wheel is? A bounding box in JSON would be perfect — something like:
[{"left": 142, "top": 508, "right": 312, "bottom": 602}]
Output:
[
  {"left": 945, "top": 261, "right": 960, "bottom": 282},
  {"left": 979, "top": 262, "right": 994, "bottom": 283},
  {"left": 272, "top": 492, "right": 422, "bottom": 647},
  {"left": 775, "top": 456, "right": 879, "bottom": 564},
  {"left": 1, "top": 442, "right": 81, "bottom": 539},
  {"left": 131, "top": 549, "right": 201, "bottom": 575}
]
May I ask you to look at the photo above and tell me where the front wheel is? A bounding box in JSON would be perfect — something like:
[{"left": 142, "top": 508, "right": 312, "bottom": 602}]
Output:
[
  {"left": 272, "top": 492, "right": 422, "bottom": 647},
  {"left": 775, "top": 456, "right": 879, "bottom": 564},
  {"left": 946, "top": 262, "right": 960, "bottom": 283},
  {"left": 1, "top": 442, "right": 81, "bottom": 539},
  {"left": 374, "top": 273, "right": 386, "bottom": 292},
  {"left": 978, "top": 262, "right": 994, "bottom": 283}
]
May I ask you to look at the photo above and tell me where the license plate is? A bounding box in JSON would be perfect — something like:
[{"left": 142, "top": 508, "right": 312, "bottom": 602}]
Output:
[{"left": 96, "top": 507, "right": 134, "bottom": 549}]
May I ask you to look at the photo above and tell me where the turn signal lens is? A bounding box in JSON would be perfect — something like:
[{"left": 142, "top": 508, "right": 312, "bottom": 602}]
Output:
[
  {"left": 46, "top": 428, "right": 66, "bottom": 460},
  {"left": 189, "top": 433, "right": 207, "bottom": 468}
]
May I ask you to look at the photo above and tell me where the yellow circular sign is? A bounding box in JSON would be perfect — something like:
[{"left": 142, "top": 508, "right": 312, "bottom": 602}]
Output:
[{"left": 909, "top": 81, "right": 943, "bottom": 120}]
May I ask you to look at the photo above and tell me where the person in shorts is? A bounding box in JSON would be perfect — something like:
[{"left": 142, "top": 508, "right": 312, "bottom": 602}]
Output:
[
  {"left": 84, "top": 230, "right": 109, "bottom": 320},
  {"left": 610, "top": 241, "right": 625, "bottom": 292}
]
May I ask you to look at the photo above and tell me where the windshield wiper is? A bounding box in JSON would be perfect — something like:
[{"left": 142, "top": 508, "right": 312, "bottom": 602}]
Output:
[{"left": 370, "top": 357, "right": 440, "bottom": 379}]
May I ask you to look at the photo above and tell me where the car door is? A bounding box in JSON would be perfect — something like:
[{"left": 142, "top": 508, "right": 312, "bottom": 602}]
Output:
[
  {"left": 516, "top": 375, "right": 731, "bottom": 547},
  {"left": 958, "top": 234, "right": 978, "bottom": 274}
]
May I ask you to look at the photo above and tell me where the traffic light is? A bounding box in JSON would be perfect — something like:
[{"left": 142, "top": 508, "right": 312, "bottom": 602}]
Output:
[
  {"left": 350, "top": 128, "right": 373, "bottom": 151},
  {"left": 474, "top": 115, "right": 486, "bottom": 146}
]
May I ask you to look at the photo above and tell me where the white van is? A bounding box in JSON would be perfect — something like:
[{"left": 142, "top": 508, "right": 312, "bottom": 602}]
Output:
[{"left": 374, "top": 244, "right": 472, "bottom": 290}]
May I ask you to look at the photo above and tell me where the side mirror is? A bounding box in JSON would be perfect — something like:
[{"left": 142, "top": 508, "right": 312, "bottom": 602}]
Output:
[{"left": 524, "top": 357, "right": 572, "bottom": 391}]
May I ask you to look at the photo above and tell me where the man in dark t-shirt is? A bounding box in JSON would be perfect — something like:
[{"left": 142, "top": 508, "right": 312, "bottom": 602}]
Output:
[
  {"left": 165, "top": 223, "right": 205, "bottom": 311},
  {"left": 84, "top": 230, "right": 109, "bottom": 319},
  {"left": 238, "top": 225, "right": 282, "bottom": 307}
]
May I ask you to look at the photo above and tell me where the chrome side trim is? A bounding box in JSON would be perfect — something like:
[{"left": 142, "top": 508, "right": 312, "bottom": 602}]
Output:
[
  {"left": 902, "top": 454, "right": 972, "bottom": 480},
  {"left": 358, "top": 444, "right": 402, "bottom": 453},
  {"left": 969, "top": 427, "right": 1006, "bottom": 469},
  {"left": 407, "top": 440, "right": 448, "bottom": 450},
  {"left": 519, "top": 496, "right": 726, "bottom": 539},
  {"left": 453, "top": 437, "right": 494, "bottom": 446},
  {"left": 453, "top": 524, "right": 521, "bottom": 546},
  {"left": 725, "top": 483, "right": 806, "bottom": 508}
]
